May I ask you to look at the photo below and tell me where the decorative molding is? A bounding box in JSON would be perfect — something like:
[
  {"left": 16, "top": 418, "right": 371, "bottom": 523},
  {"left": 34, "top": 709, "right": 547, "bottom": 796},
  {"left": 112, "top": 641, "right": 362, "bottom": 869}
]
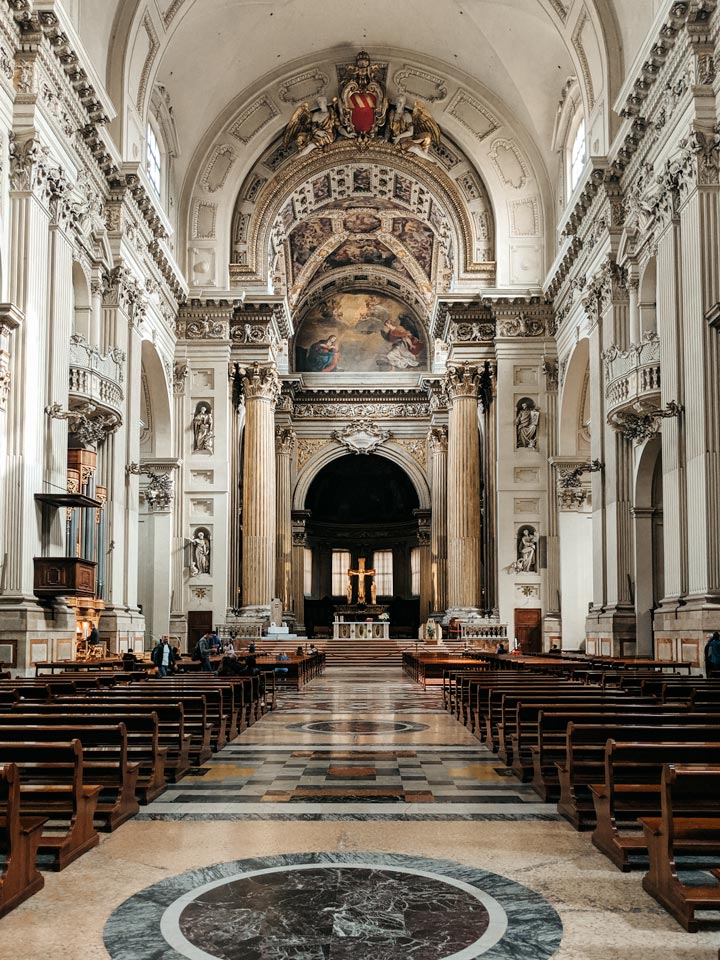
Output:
[
  {"left": 446, "top": 89, "right": 499, "bottom": 140},
  {"left": 428, "top": 425, "right": 448, "bottom": 454},
  {"left": 610, "top": 401, "right": 682, "bottom": 442},
  {"left": 393, "top": 66, "right": 448, "bottom": 102},
  {"left": 200, "top": 144, "right": 235, "bottom": 194},
  {"left": 296, "top": 437, "right": 333, "bottom": 470},
  {"left": 136, "top": 12, "right": 160, "bottom": 113},
  {"left": 173, "top": 362, "right": 189, "bottom": 395},
  {"left": 392, "top": 437, "right": 427, "bottom": 470},
  {"left": 445, "top": 362, "right": 481, "bottom": 402},
  {"left": 489, "top": 138, "right": 529, "bottom": 189},
  {"left": 45, "top": 401, "right": 121, "bottom": 447},
  {"left": 278, "top": 69, "right": 329, "bottom": 104},
  {"left": 572, "top": 8, "right": 595, "bottom": 109},
  {"left": 239, "top": 362, "right": 281, "bottom": 403},
  {"left": 497, "top": 313, "right": 545, "bottom": 337},
  {"left": 228, "top": 95, "right": 280, "bottom": 144},
  {"left": 331, "top": 418, "right": 392, "bottom": 455},
  {"left": 275, "top": 426, "right": 297, "bottom": 456}
]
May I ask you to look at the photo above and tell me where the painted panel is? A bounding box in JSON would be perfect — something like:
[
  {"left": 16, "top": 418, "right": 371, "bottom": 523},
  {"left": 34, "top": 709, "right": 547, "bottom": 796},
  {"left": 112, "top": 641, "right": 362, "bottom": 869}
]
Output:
[{"left": 295, "top": 291, "right": 427, "bottom": 373}]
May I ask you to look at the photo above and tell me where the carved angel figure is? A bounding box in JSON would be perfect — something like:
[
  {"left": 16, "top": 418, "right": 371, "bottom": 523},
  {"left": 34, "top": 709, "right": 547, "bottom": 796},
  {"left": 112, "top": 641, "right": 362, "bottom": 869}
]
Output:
[
  {"left": 386, "top": 94, "right": 414, "bottom": 144},
  {"left": 283, "top": 98, "right": 339, "bottom": 154},
  {"left": 404, "top": 100, "right": 441, "bottom": 154}
]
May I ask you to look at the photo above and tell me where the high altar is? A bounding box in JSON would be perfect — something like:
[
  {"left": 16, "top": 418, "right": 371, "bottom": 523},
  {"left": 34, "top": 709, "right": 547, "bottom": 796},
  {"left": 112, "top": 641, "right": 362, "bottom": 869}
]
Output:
[{"left": 333, "top": 620, "right": 390, "bottom": 640}]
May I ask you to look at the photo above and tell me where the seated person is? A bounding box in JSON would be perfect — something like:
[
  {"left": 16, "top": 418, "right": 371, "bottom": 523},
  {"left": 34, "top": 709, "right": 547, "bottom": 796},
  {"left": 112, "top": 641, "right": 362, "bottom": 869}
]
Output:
[
  {"left": 495, "top": 642, "right": 506, "bottom": 655},
  {"left": 248, "top": 640, "right": 257, "bottom": 654},
  {"left": 122, "top": 650, "right": 139, "bottom": 669},
  {"left": 223, "top": 638, "right": 236, "bottom": 655},
  {"left": 87, "top": 624, "right": 100, "bottom": 646},
  {"left": 296, "top": 645, "right": 304, "bottom": 657},
  {"left": 309, "top": 643, "right": 318, "bottom": 655},
  {"left": 448, "top": 616, "right": 461, "bottom": 640},
  {"left": 275, "top": 650, "right": 290, "bottom": 674},
  {"left": 217, "top": 655, "right": 245, "bottom": 677}
]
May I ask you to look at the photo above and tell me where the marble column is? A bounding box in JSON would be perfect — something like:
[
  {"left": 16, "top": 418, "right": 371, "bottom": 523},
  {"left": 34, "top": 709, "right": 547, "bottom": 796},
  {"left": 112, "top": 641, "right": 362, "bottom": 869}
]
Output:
[
  {"left": 445, "top": 363, "right": 482, "bottom": 614},
  {"left": 241, "top": 363, "right": 280, "bottom": 615},
  {"left": 275, "top": 426, "right": 296, "bottom": 614},
  {"left": 479, "top": 362, "right": 497, "bottom": 616},
  {"left": 226, "top": 364, "right": 245, "bottom": 617},
  {"left": 291, "top": 510, "right": 311, "bottom": 632},
  {"left": 428, "top": 426, "right": 448, "bottom": 613}
]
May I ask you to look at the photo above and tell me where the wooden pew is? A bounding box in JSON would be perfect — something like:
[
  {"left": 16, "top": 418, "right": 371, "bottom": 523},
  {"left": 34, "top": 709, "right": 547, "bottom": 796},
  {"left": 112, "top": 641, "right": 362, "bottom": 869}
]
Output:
[
  {"left": 42, "top": 701, "right": 191, "bottom": 781},
  {"left": 56, "top": 693, "right": 212, "bottom": 766},
  {"left": 554, "top": 722, "right": 720, "bottom": 828},
  {"left": 591, "top": 743, "right": 720, "bottom": 871},
  {"left": 642, "top": 764, "right": 720, "bottom": 931},
  {"left": 510, "top": 702, "right": 689, "bottom": 781},
  {"left": 0, "top": 763, "right": 46, "bottom": 917},
  {"left": 0, "top": 724, "right": 138, "bottom": 831},
  {"left": 0, "top": 740, "right": 100, "bottom": 870}
]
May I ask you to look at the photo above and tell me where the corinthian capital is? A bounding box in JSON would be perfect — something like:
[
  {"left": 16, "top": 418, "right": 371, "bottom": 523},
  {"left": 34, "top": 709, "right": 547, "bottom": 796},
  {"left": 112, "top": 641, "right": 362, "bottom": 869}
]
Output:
[
  {"left": 428, "top": 425, "right": 448, "bottom": 454},
  {"left": 240, "top": 362, "right": 281, "bottom": 403},
  {"left": 444, "top": 362, "right": 481, "bottom": 403},
  {"left": 275, "top": 426, "right": 296, "bottom": 455}
]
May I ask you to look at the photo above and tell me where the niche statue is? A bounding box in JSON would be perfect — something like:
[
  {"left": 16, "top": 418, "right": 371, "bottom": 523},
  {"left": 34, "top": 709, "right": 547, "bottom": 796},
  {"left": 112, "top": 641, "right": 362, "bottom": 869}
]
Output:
[
  {"left": 517, "top": 527, "right": 537, "bottom": 573},
  {"left": 193, "top": 402, "right": 215, "bottom": 453},
  {"left": 516, "top": 398, "right": 539, "bottom": 449},
  {"left": 190, "top": 528, "right": 211, "bottom": 576}
]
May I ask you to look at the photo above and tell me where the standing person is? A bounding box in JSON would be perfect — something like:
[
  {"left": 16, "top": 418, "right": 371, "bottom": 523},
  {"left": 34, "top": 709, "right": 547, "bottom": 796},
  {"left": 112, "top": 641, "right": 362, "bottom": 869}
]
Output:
[
  {"left": 152, "top": 636, "right": 175, "bottom": 677},
  {"left": 198, "top": 631, "right": 213, "bottom": 673},
  {"left": 705, "top": 631, "right": 720, "bottom": 676}
]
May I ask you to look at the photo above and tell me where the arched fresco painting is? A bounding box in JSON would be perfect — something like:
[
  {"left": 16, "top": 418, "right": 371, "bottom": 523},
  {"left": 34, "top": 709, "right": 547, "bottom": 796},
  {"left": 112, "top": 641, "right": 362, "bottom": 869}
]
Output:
[{"left": 294, "top": 290, "right": 428, "bottom": 373}]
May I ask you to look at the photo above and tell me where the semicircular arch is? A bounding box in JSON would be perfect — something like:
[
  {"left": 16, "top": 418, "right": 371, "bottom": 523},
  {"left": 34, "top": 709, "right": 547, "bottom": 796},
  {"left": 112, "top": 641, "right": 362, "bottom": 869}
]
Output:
[{"left": 293, "top": 442, "right": 431, "bottom": 513}]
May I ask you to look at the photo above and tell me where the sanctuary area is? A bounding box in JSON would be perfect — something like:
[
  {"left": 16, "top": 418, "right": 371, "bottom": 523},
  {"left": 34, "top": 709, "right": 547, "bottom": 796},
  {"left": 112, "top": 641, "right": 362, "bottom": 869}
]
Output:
[{"left": 0, "top": 1, "right": 718, "bottom": 959}]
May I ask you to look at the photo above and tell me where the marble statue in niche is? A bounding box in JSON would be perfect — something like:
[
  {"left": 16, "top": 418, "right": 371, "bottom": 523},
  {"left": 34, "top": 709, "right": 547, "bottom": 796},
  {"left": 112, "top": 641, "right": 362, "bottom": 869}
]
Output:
[
  {"left": 190, "top": 528, "right": 211, "bottom": 576},
  {"left": 517, "top": 526, "right": 537, "bottom": 573},
  {"left": 193, "top": 401, "right": 215, "bottom": 453},
  {"left": 515, "top": 397, "right": 539, "bottom": 449}
]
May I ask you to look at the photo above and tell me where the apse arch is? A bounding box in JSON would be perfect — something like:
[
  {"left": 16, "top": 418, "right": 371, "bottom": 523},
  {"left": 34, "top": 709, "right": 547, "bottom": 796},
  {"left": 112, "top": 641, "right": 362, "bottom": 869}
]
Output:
[
  {"left": 293, "top": 442, "right": 431, "bottom": 513},
  {"left": 559, "top": 338, "right": 591, "bottom": 457},
  {"left": 139, "top": 339, "right": 172, "bottom": 458}
]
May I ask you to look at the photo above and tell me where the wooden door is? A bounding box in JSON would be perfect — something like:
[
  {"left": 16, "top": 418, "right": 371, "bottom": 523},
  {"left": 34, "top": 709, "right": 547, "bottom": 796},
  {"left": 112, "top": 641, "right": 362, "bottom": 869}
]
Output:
[
  {"left": 187, "top": 611, "right": 213, "bottom": 651},
  {"left": 514, "top": 608, "right": 542, "bottom": 654}
]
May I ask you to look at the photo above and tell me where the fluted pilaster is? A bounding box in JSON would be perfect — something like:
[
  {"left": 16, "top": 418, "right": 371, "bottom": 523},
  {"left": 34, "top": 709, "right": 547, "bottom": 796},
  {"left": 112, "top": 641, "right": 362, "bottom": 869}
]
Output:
[
  {"left": 275, "top": 426, "right": 296, "bottom": 612},
  {"left": 445, "top": 363, "right": 482, "bottom": 612},
  {"left": 428, "top": 426, "right": 448, "bottom": 613},
  {"left": 241, "top": 363, "right": 280, "bottom": 610}
]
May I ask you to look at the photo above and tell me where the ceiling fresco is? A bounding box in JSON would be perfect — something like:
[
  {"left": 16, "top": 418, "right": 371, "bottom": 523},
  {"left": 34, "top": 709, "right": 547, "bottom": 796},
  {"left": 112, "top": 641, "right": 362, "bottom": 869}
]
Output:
[{"left": 295, "top": 291, "right": 428, "bottom": 374}]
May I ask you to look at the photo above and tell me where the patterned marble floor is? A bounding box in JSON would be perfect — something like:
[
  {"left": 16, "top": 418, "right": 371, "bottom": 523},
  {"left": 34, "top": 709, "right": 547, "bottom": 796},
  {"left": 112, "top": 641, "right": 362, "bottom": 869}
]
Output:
[
  {"left": 3, "top": 668, "right": 719, "bottom": 960},
  {"left": 136, "top": 671, "right": 557, "bottom": 821}
]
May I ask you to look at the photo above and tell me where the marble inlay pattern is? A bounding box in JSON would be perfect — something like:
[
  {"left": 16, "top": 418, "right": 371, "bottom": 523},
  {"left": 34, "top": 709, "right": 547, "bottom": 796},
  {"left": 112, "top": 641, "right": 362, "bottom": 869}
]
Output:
[
  {"left": 286, "top": 718, "right": 430, "bottom": 734},
  {"left": 104, "top": 852, "right": 564, "bottom": 960}
]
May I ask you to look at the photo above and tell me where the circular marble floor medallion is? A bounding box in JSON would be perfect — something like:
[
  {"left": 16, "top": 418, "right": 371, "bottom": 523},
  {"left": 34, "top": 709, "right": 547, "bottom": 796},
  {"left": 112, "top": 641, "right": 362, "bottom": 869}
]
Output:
[
  {"left": 104, "top": 852, "right": 563, "bottom": 960},
  {"left": 285, "top": 718, "right": 430, "bottom": 734}
]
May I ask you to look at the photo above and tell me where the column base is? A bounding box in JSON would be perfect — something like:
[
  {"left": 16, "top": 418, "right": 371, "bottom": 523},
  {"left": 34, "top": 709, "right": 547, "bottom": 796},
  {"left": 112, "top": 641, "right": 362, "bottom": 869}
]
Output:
[
  {"left": 543, "top": 613, "right": 562, "bottom": 649},
  {"left": 442, "top": 606, "right": 484, "bottom": 625},
  {"left": 169, "top": 613, "right": 188, "bottom": 650},
  {"left": 99, "top": 606, "right": 146, "bottom": 655},
  {"left": 654, "top": 595, "right": 720, "bottom": 669},
  {"left": 0, "top": 596, "right": 76, "bottom": 673},
  {"left": 585, "top": 605, "right": 636, "bottom": 657}
]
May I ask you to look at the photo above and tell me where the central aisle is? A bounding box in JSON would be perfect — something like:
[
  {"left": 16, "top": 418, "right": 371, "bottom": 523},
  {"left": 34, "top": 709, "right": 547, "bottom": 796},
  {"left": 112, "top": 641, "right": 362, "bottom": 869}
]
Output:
[
  {"left": 2, "top": 668, "right": 717, "bottom": 959},
  {"left": 137, "top": 668, "right": 556, "bottom": 820}
]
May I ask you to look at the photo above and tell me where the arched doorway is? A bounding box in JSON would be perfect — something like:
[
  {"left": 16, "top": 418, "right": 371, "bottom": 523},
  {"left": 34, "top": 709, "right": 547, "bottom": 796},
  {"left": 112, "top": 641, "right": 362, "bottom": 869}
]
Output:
[
  {"left": 302, "top": 454, "right": 421, "bottom": 638},
  {"left": 634, "top": 437, "right": 664, "bottom": 656}
]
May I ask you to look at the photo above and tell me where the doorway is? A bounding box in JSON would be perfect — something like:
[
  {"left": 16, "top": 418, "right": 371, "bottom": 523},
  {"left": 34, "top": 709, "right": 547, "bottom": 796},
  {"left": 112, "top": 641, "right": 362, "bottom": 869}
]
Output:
[{"left": 514, "top": 608, "right": 542, "bottom": 654}]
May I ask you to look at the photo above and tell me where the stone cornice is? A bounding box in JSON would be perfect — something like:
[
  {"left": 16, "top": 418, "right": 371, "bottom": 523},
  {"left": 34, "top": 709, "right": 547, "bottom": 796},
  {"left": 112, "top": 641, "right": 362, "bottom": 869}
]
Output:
[{"left": 176, "top": 298, "right": 237, "bottom": 340}]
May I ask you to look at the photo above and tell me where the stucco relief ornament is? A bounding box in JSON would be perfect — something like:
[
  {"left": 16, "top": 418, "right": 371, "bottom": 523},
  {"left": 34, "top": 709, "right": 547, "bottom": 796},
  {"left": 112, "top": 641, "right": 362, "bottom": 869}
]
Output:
[
  {"left": 497, "top": 313, "right": 545, "bottom": 338},
  {"left": 331, "top": 418, "right": 392, "bottom": 455},
  {"left": 45, "top": 402, "right": 121, "bottom": 446}
]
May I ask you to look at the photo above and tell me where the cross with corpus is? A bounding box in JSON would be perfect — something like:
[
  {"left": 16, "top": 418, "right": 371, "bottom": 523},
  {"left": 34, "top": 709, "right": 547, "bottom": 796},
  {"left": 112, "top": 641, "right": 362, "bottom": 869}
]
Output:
[{"left": 347, "top": 556, "right": 376, "bottom": 605}]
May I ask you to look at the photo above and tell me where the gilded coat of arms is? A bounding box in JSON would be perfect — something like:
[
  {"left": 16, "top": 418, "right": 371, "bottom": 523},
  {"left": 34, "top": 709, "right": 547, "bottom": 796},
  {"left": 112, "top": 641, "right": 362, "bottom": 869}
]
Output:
[{"left": 283, "top": 51, "right": 440, "bottom": 157}]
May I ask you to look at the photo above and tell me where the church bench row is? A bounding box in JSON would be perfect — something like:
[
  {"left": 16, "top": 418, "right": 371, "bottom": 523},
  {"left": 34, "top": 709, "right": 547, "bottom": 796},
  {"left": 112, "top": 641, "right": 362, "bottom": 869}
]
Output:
[
  {"left": 548, "top": 721, "right": 720, "bottom": 817},
  {"left": 0, "top": 724, "right": 139, "bottom": 832},
  {"left": 641, "top": 764, "right": 720, "bottom": 932},
  {"left": 590, "top": 743, "right": 720, "bottom": 873},
  {"left": 0, "top": 740, "right": 100, "bottom": 871},
  {"left": 3, "top": 710, "right": 167, "bottom": 803},
  {"left": 0, "top": 762, "right": 46, "bottom": 918}
]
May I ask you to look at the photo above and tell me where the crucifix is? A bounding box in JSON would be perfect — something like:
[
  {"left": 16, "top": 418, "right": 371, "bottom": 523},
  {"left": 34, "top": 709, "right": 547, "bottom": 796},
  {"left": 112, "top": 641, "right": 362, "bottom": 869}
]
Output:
[{"left": 346, "top": 556, "right": 377, "bottom": 605}]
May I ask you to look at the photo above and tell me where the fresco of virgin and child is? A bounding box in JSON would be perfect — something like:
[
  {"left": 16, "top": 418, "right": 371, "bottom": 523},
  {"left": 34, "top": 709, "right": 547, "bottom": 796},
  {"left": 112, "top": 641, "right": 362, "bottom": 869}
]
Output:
[{"left": 294, "top": 291, "right": 427, "bottom": 374}]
